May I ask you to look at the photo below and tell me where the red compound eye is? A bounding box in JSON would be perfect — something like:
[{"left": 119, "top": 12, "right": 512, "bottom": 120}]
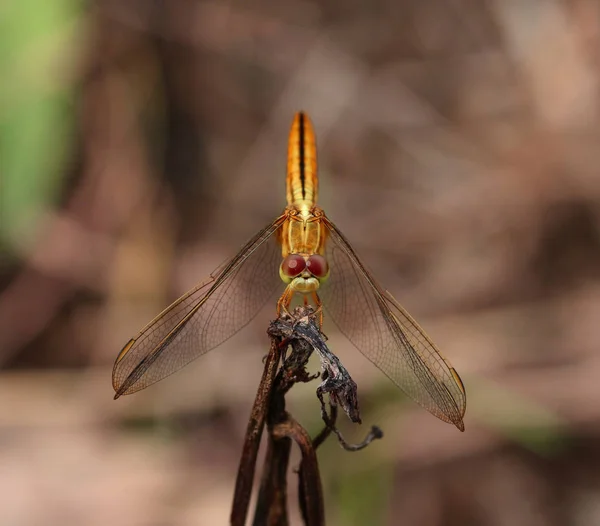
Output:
[
  {"left": 281, "top": 254, "right": 306, "bottom": 277},
  {"left": 306, "top": 254, "right": 329, "bottom": 278}
]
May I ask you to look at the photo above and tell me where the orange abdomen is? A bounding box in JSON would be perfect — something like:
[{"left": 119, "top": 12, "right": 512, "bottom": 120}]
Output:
[{"left": 286, "top": 112, "right": 318, "bottom": 208}]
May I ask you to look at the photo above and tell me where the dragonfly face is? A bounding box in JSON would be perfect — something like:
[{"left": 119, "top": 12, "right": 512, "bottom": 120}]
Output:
[
  {"left": 112, "top": 111, "right": 467, "bottom": 432},
  {"left": 279, "top": 253, "right": 330, "bottom": 294}
]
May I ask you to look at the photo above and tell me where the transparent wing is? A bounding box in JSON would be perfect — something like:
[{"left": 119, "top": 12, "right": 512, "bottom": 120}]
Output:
[
  {"left": 112, "top": 216, "right": 286, "bottom": 397},
  {"left": 319, "top": 216, "right": 466, "bottom": 430}
]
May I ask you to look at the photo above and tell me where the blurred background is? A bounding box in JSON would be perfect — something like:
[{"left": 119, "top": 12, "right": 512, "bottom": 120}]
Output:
[{"left": 2, "top": 1, "right": 600, "bottom": 525}]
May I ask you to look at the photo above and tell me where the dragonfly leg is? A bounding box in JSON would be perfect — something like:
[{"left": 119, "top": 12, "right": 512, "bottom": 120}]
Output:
[
  {"left": 311, "top": 291, "right": 323, "bottom": 328},
  {"left": 277, "top": 286, "right": 294, "bottom": 317}
]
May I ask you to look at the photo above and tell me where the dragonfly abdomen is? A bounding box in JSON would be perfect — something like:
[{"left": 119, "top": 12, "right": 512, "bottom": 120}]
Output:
[{"left": 286, "top": 112, "right": 318, "bottom": 209}]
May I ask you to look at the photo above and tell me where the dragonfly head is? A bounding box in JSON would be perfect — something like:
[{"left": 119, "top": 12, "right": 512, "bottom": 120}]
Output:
[{"left": 280, "top": 253, "right": 330, "bottom": 293}]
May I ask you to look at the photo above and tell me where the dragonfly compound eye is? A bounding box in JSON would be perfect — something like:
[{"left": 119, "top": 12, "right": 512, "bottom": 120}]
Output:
[
  {"left": 306, "top": 254, "right": 329, "bottom": 279},
  {"left": 280, "top": 254, "right": 307, "bottom": 282}
]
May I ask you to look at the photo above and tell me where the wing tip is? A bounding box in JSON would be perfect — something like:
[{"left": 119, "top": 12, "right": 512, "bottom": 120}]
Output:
[
  {"left": 113, "top": 383, "right": 127, "bottom": 399},
  {"left": 113, "top": 338, "right": 137, "bottom": 399}
]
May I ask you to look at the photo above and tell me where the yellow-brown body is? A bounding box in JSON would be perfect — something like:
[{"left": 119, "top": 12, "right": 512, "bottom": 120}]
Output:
[
  {"left": 278, "top": 112, "right": 329, "bottom": 305},
  {"left": 280, "top": 112, "right": 328, "bottom": 258}
]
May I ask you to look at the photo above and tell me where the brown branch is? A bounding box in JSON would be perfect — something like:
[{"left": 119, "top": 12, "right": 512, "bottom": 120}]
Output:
[
  {"left": 252, "top": 307, "right": 323, "bottom": 526},
  {"left": 230, "top": 339, "right": 282, "bottom": 526},
  {"left": 233, "top": 306, "right": 382, "bottom": 526},
  {"left": 272, "top": 417, "right": 324, "bottom": 526},
  {"left": 252, "top": 433, "right": 293, "bottom": 526}
]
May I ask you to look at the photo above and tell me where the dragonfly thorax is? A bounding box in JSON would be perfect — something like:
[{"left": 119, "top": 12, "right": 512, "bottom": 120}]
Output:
[{"left": 280, "top": 206, "right": 327, "bottom": 259}]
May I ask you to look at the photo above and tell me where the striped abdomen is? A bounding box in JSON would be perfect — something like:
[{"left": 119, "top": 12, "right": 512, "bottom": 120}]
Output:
[{"left": 286, "top": 112, "right": 318, "bottom": 209}]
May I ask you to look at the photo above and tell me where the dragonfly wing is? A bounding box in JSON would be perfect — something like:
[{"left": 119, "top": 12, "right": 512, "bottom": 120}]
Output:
[
  {"left": 319, "top": 216, "right": 466, "bottom": 430},
  {"left": 112, "top": 216, "right": 286, "bottom": 397}
]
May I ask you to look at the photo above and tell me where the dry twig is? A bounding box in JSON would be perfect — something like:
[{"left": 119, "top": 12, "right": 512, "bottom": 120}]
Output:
[{"left": 231, "top": 306, "right": 382, "bottom": 526}]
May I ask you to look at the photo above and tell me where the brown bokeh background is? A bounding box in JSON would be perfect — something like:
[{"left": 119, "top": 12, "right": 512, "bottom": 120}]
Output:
[{"left": 2, "top": 1, "right": 600, "bottom": 525}]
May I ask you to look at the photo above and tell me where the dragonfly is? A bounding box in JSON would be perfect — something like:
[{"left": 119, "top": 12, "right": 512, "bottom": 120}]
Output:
[{"left": 112, "top": 112, "right": 467, "bottom": 431}]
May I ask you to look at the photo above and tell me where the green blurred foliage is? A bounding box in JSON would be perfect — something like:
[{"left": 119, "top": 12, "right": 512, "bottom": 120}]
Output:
[
  {"left": 0, "top": 0, "right": 82, "bottom": 257},
  {"left": 332, "top": 463, "right": 393, "bottom": 526}
]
